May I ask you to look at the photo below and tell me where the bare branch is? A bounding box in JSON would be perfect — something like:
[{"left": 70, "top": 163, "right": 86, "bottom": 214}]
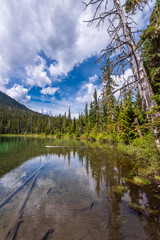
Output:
[{"left": 104, "top": 77, "right": 140, "bottom": 101}]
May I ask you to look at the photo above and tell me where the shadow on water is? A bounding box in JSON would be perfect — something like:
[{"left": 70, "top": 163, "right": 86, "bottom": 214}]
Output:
[{"left": 0, "top": 136, "right": 159, "bottom": 240}]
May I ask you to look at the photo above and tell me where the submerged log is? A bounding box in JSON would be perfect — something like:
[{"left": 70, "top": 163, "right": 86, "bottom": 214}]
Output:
[
  {"left": 10, "top": 175, "right": 26, "bottom": 188},
  {"left": 81, "top": 201, "right": 95, "bottom": 211},
  {"left": 31, "top": 187, "right": 52, "bottom": 212},
  {"left": 41, "top": 228, "right": 54, "bottom": 240},
  {"left": 5, "top": 172, "right": 39, "bottom": 240},
  {"left": 90, "top": 202, "right": 94, "bottom": 210},
  {"left": 0, "top": 163, "right": 47, "bottom": 209}
]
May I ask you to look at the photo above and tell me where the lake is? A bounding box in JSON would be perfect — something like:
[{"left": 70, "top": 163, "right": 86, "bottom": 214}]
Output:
[{"left": 0, "top": 136, "right": 159, "bottom": 240}]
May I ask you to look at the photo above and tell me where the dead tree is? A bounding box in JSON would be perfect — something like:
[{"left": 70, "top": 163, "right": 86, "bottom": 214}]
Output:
[{"left": 83, "top": 0, "right": 160, "bottom": 149}]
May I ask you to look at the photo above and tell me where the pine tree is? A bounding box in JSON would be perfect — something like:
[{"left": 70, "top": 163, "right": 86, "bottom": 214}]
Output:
[
  {"left": 117, "top": 87, "right": 136, "bottom": 143},
  {"left": 89, "top": 101, "right": 95, "bottom": 130},
  {"left": 101, "top": 61, "right": 117, "bottom": 134},
  {"left": 72, "top": 117, "right": 76, "bottom": 134},
  {"left": 84, "top": 102, "right": 88, "bottom": 125},
  {"left": 125, "top": 0, "right": 148, "bottom": 13},
  {"left": 93, "top": 88, "right": 100, "bottom": 132},
  {"left": 67, "top": 108, "right": 72, "bottom": 135},
  {"left": 77, "top": 113, "right": 84, "bottom": 135}
]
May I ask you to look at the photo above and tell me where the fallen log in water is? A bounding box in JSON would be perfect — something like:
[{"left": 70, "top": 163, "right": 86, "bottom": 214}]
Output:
[
  {"left": 45, "top": 146, "right": 75, "bottom": 148},
  {"left": 31, "top": 187, "right": 52, "bottom": 212},
  {"left": 0, "top": 163, "right": 47, "bottom": 209},
  {"left": 81, "top": 201, "right": 95, "bottom": 211},
  {"left": 41, "top": 228, "right": 54, "bottom": 240},
  {"left": 90, "top": 202, "right": 94, "bottom": 210},
  {"left": 10, "top": 175, "right": 26, "bottom": 188},
  {"left": 5, "top": 172, "right": 39, "bottom": 240}
]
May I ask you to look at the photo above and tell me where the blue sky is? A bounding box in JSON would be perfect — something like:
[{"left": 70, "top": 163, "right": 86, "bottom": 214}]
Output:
[{"left": 0, "top": 0, "right": 155, "bottom": 118}]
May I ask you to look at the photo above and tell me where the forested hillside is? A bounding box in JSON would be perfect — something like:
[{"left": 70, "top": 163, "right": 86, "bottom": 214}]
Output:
[
  {"left": 0, "top": 91, "right": 29, "bottom": 111},
  {"left": 0, "top": 91, "right": 50, "bottom": 134}
]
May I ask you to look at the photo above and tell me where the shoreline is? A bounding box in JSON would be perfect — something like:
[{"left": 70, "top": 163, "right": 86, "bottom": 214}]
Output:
[{"left": 0, "top": 133, "right": 160, "bottom": 187}]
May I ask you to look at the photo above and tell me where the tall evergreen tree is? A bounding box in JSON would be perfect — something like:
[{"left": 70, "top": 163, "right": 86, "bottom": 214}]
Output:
[
  {"left": 117, "top": 87, "right": 136, "bottom": 143},
  {"left": 101, "top": 61, "right": 117, "bottom": 134}
]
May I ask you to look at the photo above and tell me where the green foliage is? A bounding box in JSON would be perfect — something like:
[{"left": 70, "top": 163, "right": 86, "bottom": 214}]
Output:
[
  {"left": 132, "top": 176, "right": 151, "bottom": 186},
  {"left": 117, "top": 131, "right": 160, "bottom": 176},
  {"left": 115, "top": 185, "right": 127, "bottom": 196},
  {"left": 56, "top": 132, "right": 62, "bottom": 139},
  {"left": 88, "top": 125, "right": 98, "bottom": 141},
  {"left": 138, "top": 0, "right": 160, "bottom": 106},
  {"left": 154, "top": 175, "right": 160, "bottom": 181},
  {"left": 125, "top": 0, "right": 148, "bottom": 13}
]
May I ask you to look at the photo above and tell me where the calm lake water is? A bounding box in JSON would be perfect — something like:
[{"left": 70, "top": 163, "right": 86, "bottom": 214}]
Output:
[{"left": 0, "top": 137, "right": 159, "bottom": 240}]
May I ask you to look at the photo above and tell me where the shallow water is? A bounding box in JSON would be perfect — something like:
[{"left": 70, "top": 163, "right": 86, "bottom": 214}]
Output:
[{"left": 0, "top": 137, "right": 159, "bottom": 240}]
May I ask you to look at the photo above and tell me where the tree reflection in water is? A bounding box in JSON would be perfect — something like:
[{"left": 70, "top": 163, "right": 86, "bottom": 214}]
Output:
[{"left": 0, "top": 137, "right": 159, "bottom": 240}]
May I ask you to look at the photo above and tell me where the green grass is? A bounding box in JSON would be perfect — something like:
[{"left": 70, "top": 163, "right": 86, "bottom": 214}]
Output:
[{"left": 116, "top": 132, "right": 160, "bottom": 177}]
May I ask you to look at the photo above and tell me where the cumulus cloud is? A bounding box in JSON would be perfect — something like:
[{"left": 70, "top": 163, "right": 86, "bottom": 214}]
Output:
[
  {"left": 76, "top": 83, "right": 96, "bottom": 103},
  {"left": 89, "top": 74, "right": 98, "bottom": 83},
  {"left": 49, "top": 63, "right": 68, "bottom": 77},
  {"left": 25, "top": 57, "right": 51, "bottom": 87},
  {"left": 0, "top": 55, "right": 10, "bottom": 91},
  {"left": 41, "top": 86, "right": 59, "bottom": 95},
  {"left": 76, "top": 74, "right": 101, "bottom": 103},
  {"left": 0, "top": 77, "right": 9, "bottom": 92},
  {"left": 6, "top": 84, "right": 31, "bottom": 105}
]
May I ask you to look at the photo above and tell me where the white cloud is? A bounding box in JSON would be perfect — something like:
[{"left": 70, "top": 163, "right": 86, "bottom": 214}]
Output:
[
  {"left": 25, "top": 57, "right": 51, "bottom": 87},
  {"left": 0, "top": 77, "right": 9, "bottom": 92},
  {"left": 76, "top": 83, "right": 96, "bottom": 103},
  {"left": 76, "top": 74, "right": 101, "bottom": 103},
  {"left": 6, "top": 84, "right": 31, "bottom": 105},
  {"left": 49, "top": 63, "right": 68, "bottom": 77},
  {"left": 0, "top": 55, "right": 10, "bottom": 91},
  {"left": 41, "top": 86, "right": 59, "bottom": 95},
  {"left": 89, "top": 74, "right": 98, "bottom": 83}
]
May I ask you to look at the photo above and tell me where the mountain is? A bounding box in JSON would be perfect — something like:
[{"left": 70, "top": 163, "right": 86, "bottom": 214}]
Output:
[
  {"left": 0, "top": 91, "right": 32, "bottom": 112},
  {"left": 0, "top": 91, "right": 49, "bottom": 135}
]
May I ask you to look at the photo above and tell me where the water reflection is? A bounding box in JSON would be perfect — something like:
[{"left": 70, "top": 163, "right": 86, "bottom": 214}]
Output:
[{"left": 0, "top": 137, "right": 159, "bottom": 240}]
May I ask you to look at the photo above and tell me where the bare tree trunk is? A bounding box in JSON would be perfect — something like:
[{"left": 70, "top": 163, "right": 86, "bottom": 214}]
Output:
[
  {"left": 135, "top": 118, "right": 142, "bottom": 138},
  {"left": 114, "top": 0, "right": 160, "bottom": 149}
]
